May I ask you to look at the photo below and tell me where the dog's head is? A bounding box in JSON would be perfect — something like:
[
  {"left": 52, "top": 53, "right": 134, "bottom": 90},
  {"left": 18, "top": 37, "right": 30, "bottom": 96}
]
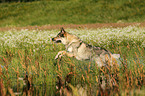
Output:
[{"left": 52, "top": 27, "right": 68, "bottom": 44}]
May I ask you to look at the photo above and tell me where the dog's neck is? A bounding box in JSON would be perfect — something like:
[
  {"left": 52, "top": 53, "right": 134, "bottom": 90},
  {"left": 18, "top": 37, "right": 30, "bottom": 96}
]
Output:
[
  {"left": 64, "top": 33, "right": 80, "bottom": 48},
  {"left": 65, "top": 39, "right": 81, "bottom": 49}
]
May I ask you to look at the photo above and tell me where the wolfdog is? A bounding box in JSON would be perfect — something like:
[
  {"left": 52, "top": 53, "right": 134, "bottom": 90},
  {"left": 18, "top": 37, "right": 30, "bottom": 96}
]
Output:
[{"left": 52, "top": 28, "right": 120, "bottom": 67}]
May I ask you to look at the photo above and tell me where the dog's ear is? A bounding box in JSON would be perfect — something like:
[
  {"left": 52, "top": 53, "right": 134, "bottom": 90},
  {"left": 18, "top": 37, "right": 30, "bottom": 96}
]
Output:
[{"left": 61, "top": 27, "right": 66, "bottom": 33}]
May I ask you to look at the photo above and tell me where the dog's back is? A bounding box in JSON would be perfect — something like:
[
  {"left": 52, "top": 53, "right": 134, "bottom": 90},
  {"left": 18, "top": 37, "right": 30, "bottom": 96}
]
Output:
[{"left": 68, "top": 41, "right": 120, "bottom": 67}]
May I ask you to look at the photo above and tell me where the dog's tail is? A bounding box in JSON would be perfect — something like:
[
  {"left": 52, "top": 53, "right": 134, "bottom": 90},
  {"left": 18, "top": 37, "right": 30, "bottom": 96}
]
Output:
[{"left": 111, "top": 54, "right": 120, "bottom": 59}]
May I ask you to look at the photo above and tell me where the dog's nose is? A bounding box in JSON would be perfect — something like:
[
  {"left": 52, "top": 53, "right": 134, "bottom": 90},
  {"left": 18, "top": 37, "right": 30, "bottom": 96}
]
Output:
[{"left": 52, "top": 38, "right": 54, "bottom": 41}]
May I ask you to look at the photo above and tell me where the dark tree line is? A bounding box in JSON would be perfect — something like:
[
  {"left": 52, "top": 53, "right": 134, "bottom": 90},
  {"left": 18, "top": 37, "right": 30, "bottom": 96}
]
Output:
[
  {"left": 0, "top": 0, "right": 40, "bottom": 3},
  {"left": 0, "top": 0, "right": 98, "bottom": 3}
]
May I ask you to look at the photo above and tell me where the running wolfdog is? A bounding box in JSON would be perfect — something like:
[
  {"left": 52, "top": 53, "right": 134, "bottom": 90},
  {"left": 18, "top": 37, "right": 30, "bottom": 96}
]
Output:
[{"left": 52, "top": 28, "right": 120, "bottom": 67}]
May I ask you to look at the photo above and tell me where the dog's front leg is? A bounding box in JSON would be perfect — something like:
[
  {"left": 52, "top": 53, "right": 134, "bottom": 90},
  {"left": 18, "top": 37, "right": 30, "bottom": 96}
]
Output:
[
  {"left": 55, "top": 51, "right": 74, "bottom": 59},
  {"left": 55, "top": 51, "right": 66, "bottom": 59}
]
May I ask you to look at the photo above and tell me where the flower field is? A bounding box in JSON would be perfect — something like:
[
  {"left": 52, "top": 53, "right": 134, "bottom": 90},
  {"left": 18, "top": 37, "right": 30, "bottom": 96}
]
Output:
[
  {"left": 0, "top": 26, "right": 145, "bottom": 95},
  {"left": 0, "top": 26, "right": 145, "bottom": 48}
]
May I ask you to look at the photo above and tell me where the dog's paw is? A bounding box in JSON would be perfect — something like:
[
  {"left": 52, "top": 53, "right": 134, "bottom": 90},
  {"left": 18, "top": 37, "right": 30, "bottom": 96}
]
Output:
[
  {"left": 55, "top": 54, "right": 59, "bottom": 59},
  {"left": 55, "top": 51, "right": 61, "bottom": 59}
]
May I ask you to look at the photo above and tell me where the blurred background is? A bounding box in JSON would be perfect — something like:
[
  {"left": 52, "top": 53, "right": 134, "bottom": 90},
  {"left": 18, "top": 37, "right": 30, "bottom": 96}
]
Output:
[{"left": 0, "top": 0, "right": 145, "bottom": 27}]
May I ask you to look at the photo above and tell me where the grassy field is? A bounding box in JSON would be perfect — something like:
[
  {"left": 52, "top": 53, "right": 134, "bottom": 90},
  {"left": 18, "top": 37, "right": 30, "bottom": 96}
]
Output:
[
  {"left": 0, "top": 26, "right": 145, "bottom": 95},
  {"left": 0, "top": 0, "right": 145, "bottom": 95},
  {"left": 0, "top": 0, "right": 145, "bottom": 27}
]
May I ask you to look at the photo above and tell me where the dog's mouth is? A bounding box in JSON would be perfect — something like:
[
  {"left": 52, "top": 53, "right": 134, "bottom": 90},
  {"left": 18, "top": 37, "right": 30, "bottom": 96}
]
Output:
[
  {"left": 55, "top": 40, "right": 61, "bottom": 43},
  {"left": 52, "top": 38, "right": 62, "bottom": 43}
]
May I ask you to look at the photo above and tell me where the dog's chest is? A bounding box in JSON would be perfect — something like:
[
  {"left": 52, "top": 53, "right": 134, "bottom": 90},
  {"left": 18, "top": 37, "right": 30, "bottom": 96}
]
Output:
[{"left": 67, "top": 47, "right": 73, "bottom": 52}]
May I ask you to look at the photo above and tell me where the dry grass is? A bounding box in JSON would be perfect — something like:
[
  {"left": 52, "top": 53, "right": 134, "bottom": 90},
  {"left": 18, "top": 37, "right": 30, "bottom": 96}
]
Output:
[{"left": 0, "top": 22, "right": 145, "bottom": 31}]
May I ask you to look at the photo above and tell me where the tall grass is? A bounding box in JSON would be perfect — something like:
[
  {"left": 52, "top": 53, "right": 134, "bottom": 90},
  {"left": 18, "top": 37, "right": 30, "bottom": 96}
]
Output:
[{"left": 0, "top": 26, "right": 145, "bottom": 95}]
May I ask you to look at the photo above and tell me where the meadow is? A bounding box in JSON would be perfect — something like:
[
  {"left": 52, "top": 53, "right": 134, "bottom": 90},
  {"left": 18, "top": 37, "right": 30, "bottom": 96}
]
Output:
[
  {"left": 0, "top": 25, "right": 145, "bottom": 95},
  {"left": 0, "top": 0, "right": 145, "bottom": 27}
]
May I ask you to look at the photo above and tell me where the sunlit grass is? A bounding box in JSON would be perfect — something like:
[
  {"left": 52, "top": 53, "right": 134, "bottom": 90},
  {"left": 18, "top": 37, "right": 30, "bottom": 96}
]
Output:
[
  {"left": 0, "top": 0, "right": 145, "bottom": 27},
  {"left": 0, "top": 26, "right": 145, "bottom": 95}
]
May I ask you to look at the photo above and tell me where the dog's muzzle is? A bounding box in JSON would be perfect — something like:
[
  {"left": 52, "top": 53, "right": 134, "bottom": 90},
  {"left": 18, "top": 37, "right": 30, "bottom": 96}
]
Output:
[
  {"left": 52, "top": 38, "right": 55, "bottom": 41},
  {"left": 52, "top": 38, "right": 61, "bottom": 43}
]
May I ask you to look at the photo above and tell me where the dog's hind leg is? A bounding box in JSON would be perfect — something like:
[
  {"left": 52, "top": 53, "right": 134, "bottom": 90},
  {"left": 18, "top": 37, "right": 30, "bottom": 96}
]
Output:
[{"left": 95, "top": 57, "right": 105, "bottom": 67}]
